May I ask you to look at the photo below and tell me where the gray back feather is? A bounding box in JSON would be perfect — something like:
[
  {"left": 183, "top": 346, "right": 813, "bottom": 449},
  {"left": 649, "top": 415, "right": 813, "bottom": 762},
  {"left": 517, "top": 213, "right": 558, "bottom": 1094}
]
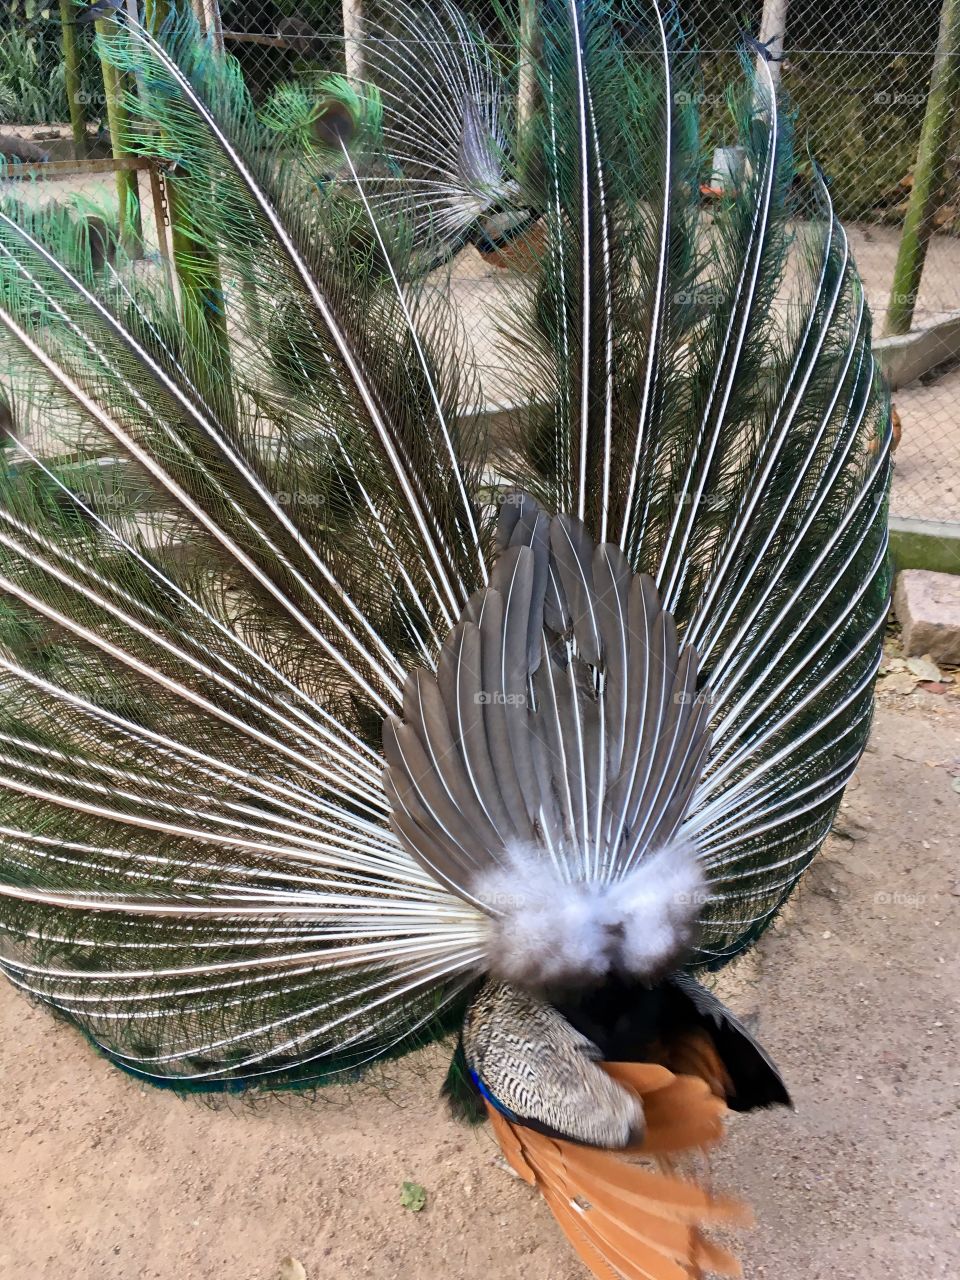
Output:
[{"left": 383, "top": 495, "right": 712, "bottom": 902}]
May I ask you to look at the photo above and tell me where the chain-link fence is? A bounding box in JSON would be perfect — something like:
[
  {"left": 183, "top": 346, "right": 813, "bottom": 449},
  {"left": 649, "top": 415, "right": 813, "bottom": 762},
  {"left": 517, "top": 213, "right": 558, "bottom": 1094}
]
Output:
[{"left": 3, "top": 0, "right": 960, "bottom": 526}]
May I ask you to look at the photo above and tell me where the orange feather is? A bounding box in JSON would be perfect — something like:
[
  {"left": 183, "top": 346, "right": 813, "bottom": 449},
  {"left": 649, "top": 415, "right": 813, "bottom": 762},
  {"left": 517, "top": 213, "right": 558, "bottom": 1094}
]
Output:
[{"left": 484, "top": 1059, "right": 751, "bottom": 1280}]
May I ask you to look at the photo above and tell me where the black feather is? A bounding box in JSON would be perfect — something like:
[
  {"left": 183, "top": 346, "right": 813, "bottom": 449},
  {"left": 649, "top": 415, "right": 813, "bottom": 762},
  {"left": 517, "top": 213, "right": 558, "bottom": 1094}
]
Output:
[{"left": 556, "top": 970, "right": 792, "bottom": 1112}]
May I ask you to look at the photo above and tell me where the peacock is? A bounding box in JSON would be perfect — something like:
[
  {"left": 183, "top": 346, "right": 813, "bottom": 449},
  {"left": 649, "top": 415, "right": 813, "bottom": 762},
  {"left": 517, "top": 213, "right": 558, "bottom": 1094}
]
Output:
[{"left": 0, "top": 2, "right": 891, "bottom": 1276}]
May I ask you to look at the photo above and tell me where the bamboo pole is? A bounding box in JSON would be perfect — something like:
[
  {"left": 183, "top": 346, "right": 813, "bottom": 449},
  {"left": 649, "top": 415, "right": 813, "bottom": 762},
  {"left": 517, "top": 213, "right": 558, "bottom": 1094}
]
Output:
[
  {"left": 58, "top": 0, "right": 90, "bottom": 160},
  {"left": 93, "top": 18, "right": 143, "bottom": 255},
  {"left": 886, "top": 0, "right": 960, "bottom": 336}
]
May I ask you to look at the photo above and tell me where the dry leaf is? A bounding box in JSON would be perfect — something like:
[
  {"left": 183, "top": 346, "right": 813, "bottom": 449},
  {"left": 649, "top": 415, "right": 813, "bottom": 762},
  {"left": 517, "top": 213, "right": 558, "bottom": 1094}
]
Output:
[{"left": 906, "top": 654, "right": 942, "bottom": 683}]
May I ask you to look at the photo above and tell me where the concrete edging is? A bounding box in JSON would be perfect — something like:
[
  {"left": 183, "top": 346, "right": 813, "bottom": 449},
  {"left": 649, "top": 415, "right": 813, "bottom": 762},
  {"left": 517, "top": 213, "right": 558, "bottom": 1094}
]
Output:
[{"left": 874, "top": 310, "right": 960, "bottom": 389}]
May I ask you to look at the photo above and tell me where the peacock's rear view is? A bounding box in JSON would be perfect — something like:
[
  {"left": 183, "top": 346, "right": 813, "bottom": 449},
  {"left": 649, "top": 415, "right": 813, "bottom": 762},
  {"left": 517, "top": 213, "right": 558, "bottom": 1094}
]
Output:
[{"left": 0, "top": 2, "right": 891, "bottom": 1276}]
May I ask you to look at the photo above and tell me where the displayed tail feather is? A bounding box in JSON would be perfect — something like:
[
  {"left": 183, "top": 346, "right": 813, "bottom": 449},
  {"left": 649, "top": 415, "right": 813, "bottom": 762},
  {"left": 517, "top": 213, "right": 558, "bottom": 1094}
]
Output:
[{"left": 0, "top": 0, "right": 887, "bottom": 1102}]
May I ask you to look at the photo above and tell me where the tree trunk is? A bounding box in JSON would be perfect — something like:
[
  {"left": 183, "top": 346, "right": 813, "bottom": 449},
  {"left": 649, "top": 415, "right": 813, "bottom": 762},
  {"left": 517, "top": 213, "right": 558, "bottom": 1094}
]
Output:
[
  {"left": 886, "top": 0, "right": 960, "bottom": 336},
  {"left": 93, "top": 18, "right": 143, "bottom": 255},
  {"left": 59, "top": 0, "right": 89, "bottom": 159}
]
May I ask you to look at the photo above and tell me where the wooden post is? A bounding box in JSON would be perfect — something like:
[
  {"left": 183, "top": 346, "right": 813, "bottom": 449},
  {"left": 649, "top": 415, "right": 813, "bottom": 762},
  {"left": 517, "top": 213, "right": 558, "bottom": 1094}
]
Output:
[
  {"left": 886, "top": 0, "right": 960, "bottom": 336},
  {"left": 94, "top": 18, "right": 143, "bottom": 254},
  {"left": 202, "top": 0, "right": 226, "bottom": 54},
  {"left": 58, "top": 0, "right": 90, "bottom": 160},
  {"left": 145, "top": 0, "right": 232, "bottom": 396},
  {"left": 756, "top": 0, "right": 790, "bottom": 90},
  {"left": 191, "top": 0, "right": 225, "bottom": 54},
  {"left": 517, "top": 0, "right": 540, "bottom": 171},
  {"left": 342, "top": 0, "right": 363, "bottom": 81},
  {"left": 148, "top": 162, "right": 175, "bottom": 290}
]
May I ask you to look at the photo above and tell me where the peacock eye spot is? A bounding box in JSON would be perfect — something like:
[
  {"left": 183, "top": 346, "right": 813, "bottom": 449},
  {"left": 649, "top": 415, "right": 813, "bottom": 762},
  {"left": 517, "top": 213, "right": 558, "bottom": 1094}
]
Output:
[{"left": 311, "top": 99, "right": 357, "bottom": 149}]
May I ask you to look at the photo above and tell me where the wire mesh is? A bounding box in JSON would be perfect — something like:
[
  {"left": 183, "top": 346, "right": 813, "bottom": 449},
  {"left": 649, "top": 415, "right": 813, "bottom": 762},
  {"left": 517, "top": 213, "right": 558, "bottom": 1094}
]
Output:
[{"left": 2, "top": 0, "right": 959, "bottom": 525}]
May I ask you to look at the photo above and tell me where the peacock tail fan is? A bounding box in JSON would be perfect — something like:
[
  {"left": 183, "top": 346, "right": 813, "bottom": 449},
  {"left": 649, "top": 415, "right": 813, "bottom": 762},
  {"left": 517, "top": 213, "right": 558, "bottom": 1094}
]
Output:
[{"left": 0, "top": 0, "right": 889, "bottom": 1092}]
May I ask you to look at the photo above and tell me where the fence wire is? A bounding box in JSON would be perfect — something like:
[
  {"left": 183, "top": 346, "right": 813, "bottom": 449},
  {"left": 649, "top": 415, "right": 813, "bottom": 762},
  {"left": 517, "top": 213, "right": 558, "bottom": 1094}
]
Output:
[{"left": 2, "top": 0, "right": 959, "bottom": 525}]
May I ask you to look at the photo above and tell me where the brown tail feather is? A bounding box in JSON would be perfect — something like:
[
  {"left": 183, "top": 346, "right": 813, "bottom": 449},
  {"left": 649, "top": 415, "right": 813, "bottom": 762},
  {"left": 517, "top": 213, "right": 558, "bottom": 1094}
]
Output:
[
  {"left": 651, "top": 1031, "right": 736, "bottom": 1102},
  {"left": 487, "top": 1104, "right": 537, "bottom": 1185},
  {"left": 609, "top": 1067, "right": 729, "bottom": 1155},
  {"left": 485, "top": 1061, "right": 750, "bottom": 1280}
]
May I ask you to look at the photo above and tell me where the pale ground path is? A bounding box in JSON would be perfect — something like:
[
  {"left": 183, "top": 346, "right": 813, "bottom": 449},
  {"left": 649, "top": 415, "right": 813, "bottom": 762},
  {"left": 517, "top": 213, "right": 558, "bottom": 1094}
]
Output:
[
  {"left": 457, "top": 224, "right": 960, "bottom": 525},
  {"left": 0, "top": 688, "right": 957, "bottom": 1280},
  {"left": 3, "top": 163, "right": 960, "bottom": 523}
]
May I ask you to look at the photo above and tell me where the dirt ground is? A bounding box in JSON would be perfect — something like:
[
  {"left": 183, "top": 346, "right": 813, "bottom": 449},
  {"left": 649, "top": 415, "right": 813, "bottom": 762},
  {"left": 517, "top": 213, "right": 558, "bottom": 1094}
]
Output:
[{"left": 0, "top": 671, "right": 957, "bottom": 1280}]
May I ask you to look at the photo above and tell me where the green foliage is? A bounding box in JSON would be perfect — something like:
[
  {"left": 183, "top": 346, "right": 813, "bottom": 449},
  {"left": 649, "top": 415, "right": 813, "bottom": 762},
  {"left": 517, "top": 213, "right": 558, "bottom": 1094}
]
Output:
[
  {"left": 778, "top": 54, "right": 932, "bottom": 222},
  {"left": 0, "top": 23, "right": 101, "bottom": 126}
]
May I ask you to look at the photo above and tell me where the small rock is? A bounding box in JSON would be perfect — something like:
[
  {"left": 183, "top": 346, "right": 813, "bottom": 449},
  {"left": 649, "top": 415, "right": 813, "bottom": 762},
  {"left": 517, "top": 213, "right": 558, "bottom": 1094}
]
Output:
[
  {"left": 894, "top": 571, "right": 960, "bottom": 664},
  {"left": 832, "top": 811, "right": 872, "bottom": 841},
  {"left": 880, "top": 656, "right": 908, "bottom": 674},
  {"left": 878, "top": 672, "right": 918, "bottom": 696},
  {"left": 279, "top": 1259, "right": 307, "bottom": 1280}
]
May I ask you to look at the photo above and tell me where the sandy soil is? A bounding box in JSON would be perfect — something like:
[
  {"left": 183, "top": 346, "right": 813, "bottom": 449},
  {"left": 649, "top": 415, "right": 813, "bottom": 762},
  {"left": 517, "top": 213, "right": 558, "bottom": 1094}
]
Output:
[
  {"left": 0, "top": 680, "right": 957, "bottom": 1280},
  {"left": 842, "top": 224, "right": 960, "bottom": 524}
]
